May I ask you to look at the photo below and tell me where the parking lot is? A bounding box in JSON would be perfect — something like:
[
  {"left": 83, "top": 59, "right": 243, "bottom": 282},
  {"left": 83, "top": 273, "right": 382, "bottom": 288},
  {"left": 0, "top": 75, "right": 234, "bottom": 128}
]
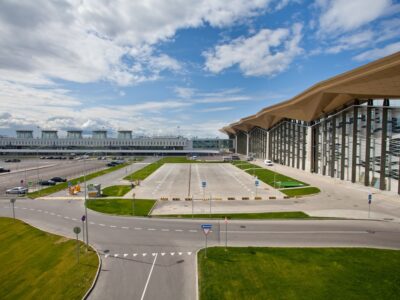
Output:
[
  {"left": 132, "top": 163, "right": 280, "bottom": 200},
  {"left": 0, "top": 158, "right": 106, "bottom": 196}
]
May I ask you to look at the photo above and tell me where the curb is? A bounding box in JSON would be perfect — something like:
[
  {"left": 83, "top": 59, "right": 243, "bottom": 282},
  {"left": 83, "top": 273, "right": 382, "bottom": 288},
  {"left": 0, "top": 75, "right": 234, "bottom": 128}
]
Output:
[
  {"left": 82, "top": 245, "right": 102, "bottom": 300},
  {"left": 195, "top": 248, "right": 201, "bottom": 300}
]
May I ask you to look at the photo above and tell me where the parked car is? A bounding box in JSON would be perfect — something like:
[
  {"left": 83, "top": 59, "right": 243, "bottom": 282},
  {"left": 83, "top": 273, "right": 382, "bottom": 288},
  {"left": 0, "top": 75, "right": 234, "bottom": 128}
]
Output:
[
  {"left": 38, "top": 180, "right": 56, "bottom": 186},
  {"left": 5, "top": 158, "right": 21, "bottom": 163},
  {"left": 231, "top": 155, "right": 240, "bottom": 160},
  {"left": 246, "top": 156, "right": 254, "bottom": 161},
  {"left": 264, "top": 159, "right": 274, "bottom": 166},
  {"left": 0, "top": 167, "right": 11, "bottom": 173},
  {"left": 107, "top": 161, "right": 120, "bottom": 167},
  {"left": 6, "top": 186, "right": 28, "bottom": 194},
  {"left": 50, "top": 177, "right": 67, "bottom": 182}
]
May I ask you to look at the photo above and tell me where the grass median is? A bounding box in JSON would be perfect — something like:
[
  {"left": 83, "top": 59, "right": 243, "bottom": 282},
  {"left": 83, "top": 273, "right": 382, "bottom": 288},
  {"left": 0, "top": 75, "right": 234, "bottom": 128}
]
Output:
[
  {"left": 101, "top": 185, "right": 131, "bottom": 197},
  {"left": 199, "top": 247, "right": 400, "bottom": 300},
  {"left": 123, "top": 156, "right": 225, "bottom": 181},
  {"left": 28, "top": 162, "right": 130, "bottom": 199},
  {"left": 87, "top": 198, "right": 156, "bottom": 216},
  {"left": 0, "top": 217, "right": 98, "bottom": 300},
  {"left": 154, "top": 211, "right": 310, "bottom": 219}
]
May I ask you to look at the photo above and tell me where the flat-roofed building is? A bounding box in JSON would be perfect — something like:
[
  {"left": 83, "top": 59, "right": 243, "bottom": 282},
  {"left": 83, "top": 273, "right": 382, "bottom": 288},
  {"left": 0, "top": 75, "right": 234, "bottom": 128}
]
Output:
[
  {"left": 16, "top": 130, "right": 33, "bottom": 139},
  {"left": 41, "top": 130, "right": 58, "bottom": 139},
  {"left": 92, "top": 130, "right": 107, "bottom": 139},
  {"left": 118, "top": 130, "right": 132, "bottom": 139},
  {"left": 67, "top": 130, "right": 83, "bottom": 139}
]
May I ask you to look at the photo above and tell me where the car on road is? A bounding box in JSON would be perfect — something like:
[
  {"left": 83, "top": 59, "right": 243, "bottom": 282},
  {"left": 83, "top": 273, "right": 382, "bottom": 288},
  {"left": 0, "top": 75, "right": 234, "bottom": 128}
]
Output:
[
  {"left": 5, "top": 159, "right": 21, "bottom": 163},
  {"left": 6, "top": 186, "right": 28, "bottom": 194},
  {"left": 231, "top": 155, "right": 240, "bottom": 160},
  {"left": 264, "top": 159, "right": 274, "bottom": 166},
  {"left": 50, "top": 177, "right": 67, "bottom": 182},
  {"left": 0, "top": 167, "right": 11, "bottom": 173},
  {"left": 38, "top": 180, "right": 56, "bottom": 186}
]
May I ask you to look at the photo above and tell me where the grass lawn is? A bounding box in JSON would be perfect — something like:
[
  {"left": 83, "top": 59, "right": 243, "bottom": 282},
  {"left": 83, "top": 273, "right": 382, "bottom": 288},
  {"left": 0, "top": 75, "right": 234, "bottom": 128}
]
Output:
[
  {"left": 28, "top": 162, "right": 130, "bottom": 199},
  {"left": 231, "top": 161, "right": 320, "bottom": 196},
  {"left": 123, "top": 156, "right": 225, "bottom": 181},
  {"left": 0, "top": 217, "right": 98, "bottom": 300},
  {"left": 281, "top": 187, "right": 321, "bottom": 197},
  {"left": 199, "top": 247, "right": 400, "bottom": 300},
  {"left": 102, "top": 185, "right": 131, "bottom": 197},
  {"left": 87, "top": 198, "right": 156, "bottom": 216},
  {"left": 154, "top": 211, "right": 310, "bottom": 219}
]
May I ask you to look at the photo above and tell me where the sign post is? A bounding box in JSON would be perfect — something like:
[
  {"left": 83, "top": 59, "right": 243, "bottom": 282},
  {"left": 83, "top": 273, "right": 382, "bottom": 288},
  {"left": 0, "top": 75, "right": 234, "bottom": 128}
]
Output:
[
  {"left": 201, "top": 181, "right": 206, "bottom": 201},
  {"left": 224, "top": 217, "right": 228, "bottom": 250},
  {"left": 73, "top": 226, "right": 81, "bottom": 263},
  {"left": 255, "top": 178, "right": 259, "bottom": 197},
  {"left": 81, "top": 215, "right": 86, "bottom": 245},
  {"left": 368, "top": 193, "right": 372, "bottom": 218},
  {"left": 201, "top": 224, "right": 212, "bottom": 258},
  {"left": 10, "top": 198, "right": 16, "bottom": 220},
  {"left": 132, "top": 193, "right": 136, "bottom": 216}
]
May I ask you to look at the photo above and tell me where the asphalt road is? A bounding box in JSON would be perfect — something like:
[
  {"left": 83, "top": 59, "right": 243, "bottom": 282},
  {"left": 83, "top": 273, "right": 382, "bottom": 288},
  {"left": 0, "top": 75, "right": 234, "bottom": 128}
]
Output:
[
  {"left": 0, "top": 158, "right": 106, "bottom": 196},
  {"left": 1, "top": 198, "right": 400, "bottom": 300}
]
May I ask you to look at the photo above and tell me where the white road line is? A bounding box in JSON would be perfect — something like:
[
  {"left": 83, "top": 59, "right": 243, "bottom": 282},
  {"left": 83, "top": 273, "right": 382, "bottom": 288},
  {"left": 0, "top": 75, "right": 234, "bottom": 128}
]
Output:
[
  {"left": 161, "top": 229, "right": 169, "bottom": 231},
  {"left": 161, "top": 253, "right": 166, "bottom": 256},
  {"left": 72, "top": 218, "right": 77, "bottom": 221},
  {"left": 110, "top": 225, "right": 117, "bottom": 228},
  {"left": 99, "top": 224, "right": 105, "bottom": 227},
  {"left": 187, "top": 252, "right": 192, "bottom": 255},
  {"left": 178, "top": 252, "right": 182, "bottom": 256},
  {"left": 170, "top": 252, "right": 175, "bottom": 256},
  {"left": 133, "top": 253, "right": 138, "bottom": 257},
  {"left": 64, "top": 216, "right": 70, "bottom": 219},
  {"left": 121, "top": 226, "right": 129, "bottom": 229},
  {"left": 175, "top": 229, "right": 183, "bottom": 232},
  {"left": 147, "top": 228, "right": 156, "bottom": 231},
  {"left": 189, "top": 230, "right": 197, "bottom": 232},
  {"left": 142, "top": 253, "right": 147, "bottom": 257},
  {"left": 152, "top": 253, "right": 157, "bottom": 256},
  {"left": 89, "top": 222, "right": 95, "bottom": 225},
  {"left": 105, "top": 254, "right": 109, "bottom": 258},
  {"left": 140, "top": 253, "right": 158, "bottom": 300},
  {"left": 114, "top": 254, "right": 119, "bottom": 257},
  {"left": 57, "top": 214, "right": 62, "bottom": 217},
  {"left": 226, "top": 230, "right": 369, "bottom": 234},
  {"left": 134, "top": 227, "right": 142, "bottom": 230},
  {"left": 22, "top": 207, "right": 27, "bottom": 210},
  {"left": 124, "top": 253, "right": 128, "bottom": 257}
]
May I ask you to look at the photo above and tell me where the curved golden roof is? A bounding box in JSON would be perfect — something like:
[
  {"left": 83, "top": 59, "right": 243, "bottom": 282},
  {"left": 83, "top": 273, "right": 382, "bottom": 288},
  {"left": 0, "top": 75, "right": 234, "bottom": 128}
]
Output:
[{"left": 221, "top": 51, "right": 400, "bottom": 134}]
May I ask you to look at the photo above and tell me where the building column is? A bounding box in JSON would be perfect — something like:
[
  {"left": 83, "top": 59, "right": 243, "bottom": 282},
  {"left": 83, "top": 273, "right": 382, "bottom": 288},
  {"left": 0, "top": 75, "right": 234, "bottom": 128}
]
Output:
[
  {"left": 246, "top": 132, "right": 250, "bottom": 157},
  {"left": 330, "top": 115, "right": 336, "bottom": 177},
  {"left": 379, "top": 99, "right": 389, "bottom": 190},
  {"left": 351, "top": 103, "right": 358, "bottom": 183},
  {"left": 322, "top": 119, "right": 328, "bottom": 176},
  {"left": 364, "top": 99, "right": 373, "bottom": 186},
  {"left": 307, "top": 124, "right": 314, "bottom": 172},
  {"left": 235, "top": 135, "right": 238, "bottom": 154},
  {"left": 302, "top": 123, "right": 307, "bottom": 171},
  {"left": 292, "top": 122, "right": 296, "bottom": 168},
  {"left": 340, "top": 110, "right": 346, "bottom": 180}
]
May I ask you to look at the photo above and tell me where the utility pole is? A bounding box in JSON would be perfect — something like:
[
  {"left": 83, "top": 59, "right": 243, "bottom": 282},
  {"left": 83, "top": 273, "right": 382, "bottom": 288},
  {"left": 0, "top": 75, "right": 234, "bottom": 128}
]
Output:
[
  {"left": 83, "top": 157, "right": 89, "bottom": 246},
  {"left": 10, "top": 198, "right": 16, "bottom": 220}
]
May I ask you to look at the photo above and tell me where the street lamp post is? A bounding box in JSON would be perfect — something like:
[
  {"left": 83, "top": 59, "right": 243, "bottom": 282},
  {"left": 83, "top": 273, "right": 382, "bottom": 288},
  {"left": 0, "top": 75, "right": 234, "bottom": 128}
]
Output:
[
  {"left": 83, "top": 157, "right": 89, "bottom": 246},
  {"left": 73, "top": 226, "right": 81, "bottom": 263},
  {"left": 10, "top": 198, "right": 16, "bottom": 220}
]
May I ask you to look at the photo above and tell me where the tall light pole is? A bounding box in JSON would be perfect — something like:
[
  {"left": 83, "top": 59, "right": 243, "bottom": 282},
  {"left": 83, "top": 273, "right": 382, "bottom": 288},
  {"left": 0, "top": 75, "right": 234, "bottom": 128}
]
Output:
[{"left": 83, "top": 156, "right": 89, "bottom": 246}]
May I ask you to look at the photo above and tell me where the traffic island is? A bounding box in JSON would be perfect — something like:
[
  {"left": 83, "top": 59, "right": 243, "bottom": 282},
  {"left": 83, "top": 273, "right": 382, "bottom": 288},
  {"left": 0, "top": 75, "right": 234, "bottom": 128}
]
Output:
[
  {"left": 0, "top": 217, "right": 98, "bottom": 300},
  {"left": 198, "top": 247, "right": 400, "bottom": 300},
  {"left": 86, "top": 198, "right": 156, "bottom": 216}
]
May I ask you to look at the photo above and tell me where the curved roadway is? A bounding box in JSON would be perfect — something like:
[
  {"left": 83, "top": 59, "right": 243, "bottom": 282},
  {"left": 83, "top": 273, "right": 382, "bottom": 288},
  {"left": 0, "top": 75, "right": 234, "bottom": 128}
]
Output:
[{"left": 1, "top": 199, "right": 400, "bottom": 300}]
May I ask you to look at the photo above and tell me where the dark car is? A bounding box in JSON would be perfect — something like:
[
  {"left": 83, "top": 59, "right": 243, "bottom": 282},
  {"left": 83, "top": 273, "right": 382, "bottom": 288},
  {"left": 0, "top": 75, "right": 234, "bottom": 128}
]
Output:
[
  {"left": 107, "top": 162, "right": 118, "bottom": 167},
  {"left": 38, "top": 180, "right": 56, "bottom": 186},
  {"left": 50, "top": 177, "right": 67, "bottom": 182},
  {"left": 5, "top": 159, "right": 21, "bottom": 163},
  {"left": 0, "top": 167, "right": 11, "bottom": 173}
]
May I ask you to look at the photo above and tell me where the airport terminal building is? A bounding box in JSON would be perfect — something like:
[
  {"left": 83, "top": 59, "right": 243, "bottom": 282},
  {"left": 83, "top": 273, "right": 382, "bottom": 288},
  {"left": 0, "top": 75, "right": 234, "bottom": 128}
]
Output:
[{"left": 221, "top": 52, "right": 400, "bottom": 195}]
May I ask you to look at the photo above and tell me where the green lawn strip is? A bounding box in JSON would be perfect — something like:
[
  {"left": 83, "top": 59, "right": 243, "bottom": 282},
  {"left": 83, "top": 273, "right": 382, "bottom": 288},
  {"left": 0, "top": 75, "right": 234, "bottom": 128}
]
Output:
[
  {"left": 101, "top": 185, "right": 131, "bottom": 197},
  {"left": 281, "top": 186, "right": 321, "bottom": 197},
  {"left": 199, "top": 247, "right": 400, "bottom": 300},
  {"left": 28, "top": 162, "right": 130, "bottom": 198},
  {"left": 153, "top": 211, "right": 310, "bottom": 219},
  {"left": 87, "top": 198, "right": 156, "bottom": 216},
  {"left": 124, "top": 156, "right": 225, "bottom": 181},
  {"left": 0, "top": 217, "right": 98, "bottom": 300}
]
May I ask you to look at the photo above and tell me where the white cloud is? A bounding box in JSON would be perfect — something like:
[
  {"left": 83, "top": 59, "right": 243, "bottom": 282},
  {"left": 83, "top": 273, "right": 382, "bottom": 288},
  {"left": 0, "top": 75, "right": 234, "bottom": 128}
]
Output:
[
  {"left": 199, "top": 106, "right": 234, "bottom": 112},
  {"left": 0, "top": 0, "right": 274, "bottom": 87},
  {"left": 325, "top": 30, "right": 374, "bottom": 54},
  {"left": 353, "top": 42, "right": 400, "bottom": 61},
  {"left": 317, "top": 0, "right": 392, "bottom": 34},
  {"left": 203, "top": 23, "right": 303, "bottom": 76}
]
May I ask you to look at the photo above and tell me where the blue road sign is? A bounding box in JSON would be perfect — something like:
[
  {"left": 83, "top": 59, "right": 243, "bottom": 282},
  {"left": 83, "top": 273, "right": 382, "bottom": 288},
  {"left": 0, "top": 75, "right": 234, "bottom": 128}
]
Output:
[
  {"left": 201, "top": 181, "right": 206, "bottom": 188},
  {"left": 255, "top": 180, "right": 259, "bottom": 187},
  {"left": 201, "top": 224, "right": 212, "bottom": 235}
]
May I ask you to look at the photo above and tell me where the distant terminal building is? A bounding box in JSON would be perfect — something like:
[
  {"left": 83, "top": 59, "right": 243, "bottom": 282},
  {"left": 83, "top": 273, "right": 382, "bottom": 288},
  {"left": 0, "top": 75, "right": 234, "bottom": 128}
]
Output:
[{"left": 0, "top": 129, "right": 233, "bottom": 153}]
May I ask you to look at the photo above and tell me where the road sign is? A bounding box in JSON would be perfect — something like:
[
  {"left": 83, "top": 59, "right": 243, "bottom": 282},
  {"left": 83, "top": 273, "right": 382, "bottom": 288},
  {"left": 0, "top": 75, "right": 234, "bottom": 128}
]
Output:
[
  {"left": 81, "top": 215, "right": 86, "bottom": 222},
  {"left": 73, "top": 226, "right": 81, "bottom": 234},
  {"left": 201, "top": 181, "right": 206, "bottom": 188},
  {"left": 201, "top": 224, "right": 212, "bottom": 235},
  {"left": 255, "top": 179, "right": 259, "bottom": 187},
  {"left": 368, "top": 194, "right": 372, "bottom": 204}
]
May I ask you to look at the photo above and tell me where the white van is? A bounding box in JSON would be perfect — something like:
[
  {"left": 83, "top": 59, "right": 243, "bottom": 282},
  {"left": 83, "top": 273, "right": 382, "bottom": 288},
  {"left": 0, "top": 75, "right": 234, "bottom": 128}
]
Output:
[{"left": 264, "top": 159, "right": 273, "bottom": 166}]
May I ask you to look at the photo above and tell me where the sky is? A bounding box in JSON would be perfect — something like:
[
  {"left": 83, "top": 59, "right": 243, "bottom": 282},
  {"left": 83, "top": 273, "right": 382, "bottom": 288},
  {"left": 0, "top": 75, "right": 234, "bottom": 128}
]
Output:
[{"left": 0, "top": 0, "right": 399, "bottom": 138}]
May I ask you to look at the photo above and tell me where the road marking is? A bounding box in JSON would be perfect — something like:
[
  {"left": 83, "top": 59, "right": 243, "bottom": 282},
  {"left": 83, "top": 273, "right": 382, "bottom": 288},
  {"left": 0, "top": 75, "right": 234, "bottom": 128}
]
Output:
[
  {"left": 30, "top": 208, "right": 34, "bottom": 211},
  {"left": 121, "top": 226, "right": 129, "bottom": 229},
  {"left": 57, "top": 214, "right": 62, "bottom": 217},
  {"left": 178, "top": 252, "right": 182, "bottom": 256},
  {"left": 161, "top": 229, "right": 169, "bottom": 231},
  {"left": 105, "top": 254, "right": 109, "bottom": 258},
  {"left": 50, "top": 212, "right": 55, "bottom": 215},
  {"left": 110, "top": 225, "right": 117, "bottom": 228},
  {"left": 37, "top": 209, "right": 42, "bottom": 212},
  {"left": 152, "top": 253, "right": 157, "bottom": 256},
  {"left": 114, "top": 254, "right": 119, "bottom": 257},
  {"left": 161, "top": 252, "right": 166, "bottom": 256},
  {"left": 134, "top": 227, "right": 142, "bottom": 230},
  {"left": 72, "top": 218, "right": 77, "bottom": 221},
  {"left": 189, "top": 230, "right": 197, "bottom": 232},
  {"left": 187, "top": 252, "right": 192, "bottom": 255},
  {"left": 124, "top": 253, "right": 128, "bottom": 257},
  {"left": 99, "top": 224, "right": 105, "bottom": 227},
  {"left": 175, "top": 229, "right": 183, "bottom": 232},
  {"left": 170, "top": 252, "right": 175, "bottom": 256},
  {"left": 89, "top": 222, "right": 95, "bottom": 225},
  {"left": 225, "top": 230, "right": 369, "bottom": 234},
  {"left": 140, "top": 253, "right": 158, "bottom": 300},
  {"left": 64, "top": 216, "right": 70, "bottom": 219},
  {"left": 147, "top": 228, "right": 156, "bottom": 231},
  {"left": 133, "top": 253, "right": 138, "bottom": 257},
  {"left": 142, "top": 253, "right": 147, "bottom": 257}
]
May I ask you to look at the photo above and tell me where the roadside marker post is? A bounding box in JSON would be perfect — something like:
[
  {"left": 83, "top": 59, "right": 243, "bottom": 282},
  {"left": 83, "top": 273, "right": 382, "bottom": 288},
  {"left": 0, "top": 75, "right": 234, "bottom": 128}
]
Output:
[
  {"left": 201, "top": 224, "right": 212, "bottom": 258},
  {"left": 255, "top": 178, "right": 259, "bottom": 197},
  {"left": 368, "top": 193, "right": 372, "bottom": 218},
  {"left": 10, "top": 198, "right": 16, "bottom": 220},
  {"left": 73, "top": 226, "right": 81, "bottom": 263},
  {"left": 224, "top": 217, "right": 228, "bottom": 250}
]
